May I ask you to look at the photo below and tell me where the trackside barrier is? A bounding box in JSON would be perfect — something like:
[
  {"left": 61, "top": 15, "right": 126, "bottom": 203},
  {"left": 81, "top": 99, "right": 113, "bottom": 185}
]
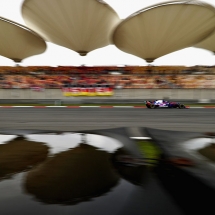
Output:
[
  {"left": 198, "top": 99, "right": 211, "bottom": 103},
  {"left": 0, "top": 89, "right": 215, "bottom": 100}
]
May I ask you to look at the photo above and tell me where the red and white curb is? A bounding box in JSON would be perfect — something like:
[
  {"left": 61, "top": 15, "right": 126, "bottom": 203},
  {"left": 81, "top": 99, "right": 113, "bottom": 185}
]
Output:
[
  {"left": 0, "top": 106, "right": 146, "bottom": 108},
  {"left": 0, "top": 106, "right": 215, "bottom": 108}
]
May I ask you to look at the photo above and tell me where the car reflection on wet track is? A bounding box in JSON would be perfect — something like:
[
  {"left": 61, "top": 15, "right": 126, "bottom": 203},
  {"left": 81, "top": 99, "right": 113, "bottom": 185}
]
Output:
[{"left": 0, "top": 132, "right": 184, "bottom": 215}]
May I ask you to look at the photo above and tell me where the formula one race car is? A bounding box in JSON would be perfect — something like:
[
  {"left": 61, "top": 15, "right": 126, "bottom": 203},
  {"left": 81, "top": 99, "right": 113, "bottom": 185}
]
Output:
[{"left": 145, "top": 100, "right": 186, "bottom": 109}]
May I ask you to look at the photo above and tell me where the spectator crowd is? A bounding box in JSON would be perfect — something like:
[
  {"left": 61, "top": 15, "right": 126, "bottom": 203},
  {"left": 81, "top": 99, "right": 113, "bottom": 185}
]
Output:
[{"left": 0, "top": 65, "right": 215, "bottom": 89}]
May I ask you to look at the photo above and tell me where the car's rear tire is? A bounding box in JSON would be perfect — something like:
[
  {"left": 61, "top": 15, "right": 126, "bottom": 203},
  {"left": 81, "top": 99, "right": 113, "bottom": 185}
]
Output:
[{"left": 179, "top": 104, "right": 185, "bottom": 109}]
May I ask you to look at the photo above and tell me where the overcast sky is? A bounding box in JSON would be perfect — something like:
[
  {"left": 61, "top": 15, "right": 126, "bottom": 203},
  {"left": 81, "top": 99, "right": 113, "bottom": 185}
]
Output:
[{"left": 0, "top": 0, "right": 215, "bottom": 67}]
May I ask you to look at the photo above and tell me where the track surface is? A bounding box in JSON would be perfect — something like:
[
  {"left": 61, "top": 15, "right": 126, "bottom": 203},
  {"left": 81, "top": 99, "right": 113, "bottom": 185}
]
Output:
[{"left": 0, "top": 108, "right": 214, "bottom": 135}]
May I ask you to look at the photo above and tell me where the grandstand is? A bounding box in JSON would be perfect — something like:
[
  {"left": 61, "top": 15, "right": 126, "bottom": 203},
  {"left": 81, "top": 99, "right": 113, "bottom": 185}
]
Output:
[{"left": 0, "top": 66, "right": 215, "bottom": 89}]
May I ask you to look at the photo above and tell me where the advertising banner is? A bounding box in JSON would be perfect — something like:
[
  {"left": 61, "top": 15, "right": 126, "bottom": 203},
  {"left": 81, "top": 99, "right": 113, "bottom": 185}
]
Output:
[{"left": 62, "top": 84, "right": 114, "bottom": 96}]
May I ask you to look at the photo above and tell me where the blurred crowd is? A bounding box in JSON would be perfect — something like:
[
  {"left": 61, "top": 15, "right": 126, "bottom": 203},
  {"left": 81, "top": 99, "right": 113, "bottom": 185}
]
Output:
[{"left": 0, "top": 66, "right": 215, "bottom": 89}]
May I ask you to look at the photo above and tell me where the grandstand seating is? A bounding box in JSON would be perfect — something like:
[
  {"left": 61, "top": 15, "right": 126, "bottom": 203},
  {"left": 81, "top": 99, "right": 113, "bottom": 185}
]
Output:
[{"left": 0, "top": 66, "right": 215, "bottom": 89}]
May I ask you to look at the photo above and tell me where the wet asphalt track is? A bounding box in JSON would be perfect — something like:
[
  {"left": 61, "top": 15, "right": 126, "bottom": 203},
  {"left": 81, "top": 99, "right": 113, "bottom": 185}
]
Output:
[{"left": 0, "top": 108, "right": 214, "bottom": 135}]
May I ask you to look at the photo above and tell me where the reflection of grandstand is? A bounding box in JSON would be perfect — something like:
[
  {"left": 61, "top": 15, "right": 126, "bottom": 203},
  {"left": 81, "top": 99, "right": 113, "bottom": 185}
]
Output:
[{"left": 0, "top": 66, "right": 215, "bottom": 89}]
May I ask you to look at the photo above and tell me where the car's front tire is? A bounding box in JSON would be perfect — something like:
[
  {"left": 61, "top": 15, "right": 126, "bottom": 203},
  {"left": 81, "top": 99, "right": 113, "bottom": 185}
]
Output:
[{"left": 150, "top": 104, "right": 155, "bottom": 109}]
